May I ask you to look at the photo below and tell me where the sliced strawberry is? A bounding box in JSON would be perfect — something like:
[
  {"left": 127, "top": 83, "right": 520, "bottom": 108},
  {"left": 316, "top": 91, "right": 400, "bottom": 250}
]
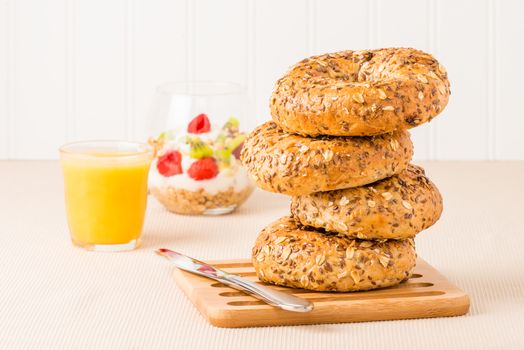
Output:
[
  {"left": 187, "top": 113, "right": 211, "bottom": 134},
  {"left": 157, "top": 150, "right": 183, "bottom": 177},
  {"left": 187, "top": 157, "right": 219, "bottom": 180}
]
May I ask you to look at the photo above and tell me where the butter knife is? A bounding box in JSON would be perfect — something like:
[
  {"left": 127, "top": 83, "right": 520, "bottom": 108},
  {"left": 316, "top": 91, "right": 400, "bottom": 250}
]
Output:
[{"left": 156, "top": 248, "right": 313, "bottom": 313}]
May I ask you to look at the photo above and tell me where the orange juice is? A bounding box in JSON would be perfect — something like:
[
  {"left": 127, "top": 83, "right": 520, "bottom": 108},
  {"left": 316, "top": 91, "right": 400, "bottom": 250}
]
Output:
[{"left": 60, "top": 142, "right": 153, "bottom": 251}]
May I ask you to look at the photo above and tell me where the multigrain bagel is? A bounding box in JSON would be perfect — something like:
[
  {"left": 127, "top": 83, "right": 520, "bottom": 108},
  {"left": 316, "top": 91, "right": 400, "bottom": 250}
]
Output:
[
  {"left": 240, "top": 121, "right": 413, "bottom": 196},
  {"left": 270, "top": 48, "right": 450, "bottom": 137},
  {"left": 252, "top": 216, "right": 417, "bottom": 292},
  {"left": 290, "top": 164, "right": 443, "bottom": 240}
]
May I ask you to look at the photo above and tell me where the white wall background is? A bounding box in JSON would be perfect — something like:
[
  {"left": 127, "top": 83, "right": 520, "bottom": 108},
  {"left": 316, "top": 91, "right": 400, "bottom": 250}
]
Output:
[{"left": 0, "top": 0, "right": 523, "bottom": 160}]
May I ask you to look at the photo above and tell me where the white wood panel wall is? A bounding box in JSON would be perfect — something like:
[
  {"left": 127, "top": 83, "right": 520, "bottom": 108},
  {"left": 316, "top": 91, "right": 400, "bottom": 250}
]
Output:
[{"left": 0, "top": 0, "right": 523, "bottom": 160}]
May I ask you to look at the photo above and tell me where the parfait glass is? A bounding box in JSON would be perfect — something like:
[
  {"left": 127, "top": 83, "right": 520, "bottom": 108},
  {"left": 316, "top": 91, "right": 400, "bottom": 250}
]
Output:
[{"left": 147, "top": 82, "right": 254, "bottom": 215}]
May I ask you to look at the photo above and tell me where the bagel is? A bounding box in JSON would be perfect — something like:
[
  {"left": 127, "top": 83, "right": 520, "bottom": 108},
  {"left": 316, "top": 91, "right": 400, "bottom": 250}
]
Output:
[
  {"left": 240, "top": 121, "right": 413, "bottom": 196},
  {"left": 270, "top": 47, "right": 450, "bottom": 137},
  {"left": 252, "top": 216, "right": 416, "bottom": 292},
  {"left": 291, "top": 165, "right": 443, "bottom": 240}
]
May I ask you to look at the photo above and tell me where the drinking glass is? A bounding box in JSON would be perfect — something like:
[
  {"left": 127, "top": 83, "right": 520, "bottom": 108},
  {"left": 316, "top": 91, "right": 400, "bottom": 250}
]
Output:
[
  {"left": 60, "top": 141, "right": 153, "bottom": 251},
  {"left": 147, "top": 82, "right": 254, "bottom": 215}
]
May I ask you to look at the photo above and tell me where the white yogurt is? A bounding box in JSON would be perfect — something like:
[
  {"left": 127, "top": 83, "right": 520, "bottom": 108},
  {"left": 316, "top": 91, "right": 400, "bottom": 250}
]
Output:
[
  {"left": 149, "top": 157, "right": 252, "bottom": 194},
  {"left": 149, "top": 126, "right": 252, "bottom": 194}
]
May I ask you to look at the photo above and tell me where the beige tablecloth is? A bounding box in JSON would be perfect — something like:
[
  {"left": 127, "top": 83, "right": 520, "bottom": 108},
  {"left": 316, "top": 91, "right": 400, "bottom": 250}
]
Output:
[{"left": 1, "top": 161, "right": 523, "bottom": 349}]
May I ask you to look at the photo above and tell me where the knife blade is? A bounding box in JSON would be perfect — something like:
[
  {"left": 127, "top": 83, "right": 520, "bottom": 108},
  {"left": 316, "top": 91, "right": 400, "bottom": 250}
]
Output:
[{"left": 156, "top": 248, "right": 313, "bottom": 313}]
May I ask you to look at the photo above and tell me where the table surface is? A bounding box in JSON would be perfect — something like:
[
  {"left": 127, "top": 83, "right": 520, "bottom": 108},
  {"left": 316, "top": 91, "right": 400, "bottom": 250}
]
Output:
[{"left": 1, "top": 161, "right": 523, "bottom": 349}]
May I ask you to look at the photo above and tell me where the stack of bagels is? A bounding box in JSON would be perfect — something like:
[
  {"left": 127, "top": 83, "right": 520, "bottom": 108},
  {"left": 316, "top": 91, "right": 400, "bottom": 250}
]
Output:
[{"left": 241, "top": 48, "right": 449, "bottom": 292}]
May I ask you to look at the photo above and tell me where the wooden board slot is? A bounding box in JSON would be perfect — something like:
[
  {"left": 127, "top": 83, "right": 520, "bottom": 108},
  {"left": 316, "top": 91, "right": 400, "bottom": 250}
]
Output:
[{"left": 172, "top": 258, "right": 470, "bottom": 328}]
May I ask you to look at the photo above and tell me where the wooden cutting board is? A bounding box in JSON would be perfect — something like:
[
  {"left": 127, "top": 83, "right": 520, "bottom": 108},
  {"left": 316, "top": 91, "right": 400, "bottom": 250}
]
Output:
[{"left": 172, "top": 258, "right": 469, "bottom": 328}]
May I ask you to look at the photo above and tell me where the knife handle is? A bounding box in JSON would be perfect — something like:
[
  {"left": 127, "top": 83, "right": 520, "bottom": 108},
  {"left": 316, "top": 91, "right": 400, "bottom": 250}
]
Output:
[{"left": 224, "top": 274, "right": 313, "bottom": 312}]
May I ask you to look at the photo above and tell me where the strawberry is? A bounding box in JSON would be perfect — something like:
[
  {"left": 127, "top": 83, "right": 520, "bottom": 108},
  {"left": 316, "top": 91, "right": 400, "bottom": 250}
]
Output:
[
  {"left": 187, "top": 157, "right": 219, "bottom": 180},
  {"left": 157, "top": 150, "right": 183, "bottom": 177},
  {"left": 187, "top": 113, "right": 211, "bottom": 134}
]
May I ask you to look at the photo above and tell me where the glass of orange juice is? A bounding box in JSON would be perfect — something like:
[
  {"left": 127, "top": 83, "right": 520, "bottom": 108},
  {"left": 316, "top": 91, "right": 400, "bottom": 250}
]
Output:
[{"left": 59, "top": 141, "right": 154, "bottom": 252}]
